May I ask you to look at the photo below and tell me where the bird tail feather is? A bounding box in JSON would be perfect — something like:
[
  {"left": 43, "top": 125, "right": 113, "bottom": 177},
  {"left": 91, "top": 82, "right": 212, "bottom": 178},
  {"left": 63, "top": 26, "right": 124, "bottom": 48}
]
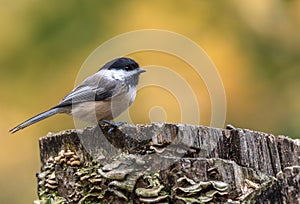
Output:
[{"left": 9, "top": 108, "right": 59, "bottom": 134}]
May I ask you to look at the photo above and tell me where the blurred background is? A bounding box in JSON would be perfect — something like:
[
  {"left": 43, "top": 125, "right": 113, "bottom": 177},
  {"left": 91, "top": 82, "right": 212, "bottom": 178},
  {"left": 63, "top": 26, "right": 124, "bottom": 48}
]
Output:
[{"left": 1, "top": 0, "right": 300, "bottom": 203}]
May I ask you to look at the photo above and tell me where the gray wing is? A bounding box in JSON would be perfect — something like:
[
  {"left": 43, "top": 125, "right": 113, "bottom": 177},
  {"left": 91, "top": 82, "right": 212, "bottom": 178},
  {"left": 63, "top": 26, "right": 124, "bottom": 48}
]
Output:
[{"left": 55, "top": 74, "right": 124, "bottom": 108}]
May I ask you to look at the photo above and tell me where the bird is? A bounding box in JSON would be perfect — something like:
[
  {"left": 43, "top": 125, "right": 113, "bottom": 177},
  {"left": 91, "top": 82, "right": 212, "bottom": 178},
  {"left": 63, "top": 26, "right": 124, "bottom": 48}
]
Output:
[{"left": 9, "top": 57, "right": 146, "bottom": 134}]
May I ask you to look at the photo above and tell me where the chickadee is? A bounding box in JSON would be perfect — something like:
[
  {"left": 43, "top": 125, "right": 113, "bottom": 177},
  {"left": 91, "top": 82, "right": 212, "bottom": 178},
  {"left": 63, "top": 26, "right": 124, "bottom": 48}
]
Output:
[{"left": 9, "top": 57, "right": 146, "bottom": 134}]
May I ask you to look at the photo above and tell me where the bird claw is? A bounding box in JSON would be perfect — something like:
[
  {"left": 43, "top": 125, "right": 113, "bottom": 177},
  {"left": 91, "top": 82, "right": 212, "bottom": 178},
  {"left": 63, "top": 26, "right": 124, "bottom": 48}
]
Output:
[{"left": 100, "top": 120, "right": 127, "bottom": 134}]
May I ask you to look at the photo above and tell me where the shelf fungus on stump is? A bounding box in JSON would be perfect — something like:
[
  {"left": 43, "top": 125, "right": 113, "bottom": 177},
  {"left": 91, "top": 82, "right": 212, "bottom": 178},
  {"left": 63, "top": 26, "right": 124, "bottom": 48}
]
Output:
[{"left": 35, "top": 123, "right": 300, "bottom": 203}]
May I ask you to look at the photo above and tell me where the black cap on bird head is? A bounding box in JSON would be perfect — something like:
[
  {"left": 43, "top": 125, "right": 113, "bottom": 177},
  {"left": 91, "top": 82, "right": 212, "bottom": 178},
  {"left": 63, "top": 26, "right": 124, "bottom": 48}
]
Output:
[{"left": 100, "top": 57, "right": 140, "bottom": 71}]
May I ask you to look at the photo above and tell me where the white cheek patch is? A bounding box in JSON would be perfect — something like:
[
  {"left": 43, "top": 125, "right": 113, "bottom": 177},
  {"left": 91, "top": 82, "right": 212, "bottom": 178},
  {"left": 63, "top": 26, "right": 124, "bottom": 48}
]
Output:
[{"left": 101, "top": 69, "right": 127, "bottom": 80}]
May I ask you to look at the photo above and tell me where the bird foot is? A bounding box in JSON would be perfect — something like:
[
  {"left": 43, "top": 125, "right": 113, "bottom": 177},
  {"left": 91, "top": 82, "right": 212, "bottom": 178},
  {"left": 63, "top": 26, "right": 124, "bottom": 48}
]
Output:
[{"left": 100, "top": 120, "right": 127, "bottom": 134}]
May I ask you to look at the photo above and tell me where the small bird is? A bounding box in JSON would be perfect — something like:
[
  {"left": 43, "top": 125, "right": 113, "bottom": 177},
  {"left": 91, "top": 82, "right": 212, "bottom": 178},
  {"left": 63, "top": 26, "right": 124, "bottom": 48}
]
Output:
[{"left": 9, "top": 57, "right": 146, "bottom": 134}]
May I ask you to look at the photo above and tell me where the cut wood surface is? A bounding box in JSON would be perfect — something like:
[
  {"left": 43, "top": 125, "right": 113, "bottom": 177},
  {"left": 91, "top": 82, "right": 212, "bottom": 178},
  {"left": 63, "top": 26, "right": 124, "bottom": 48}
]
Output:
[{"left": 36, "top": 123, "right": 300, "bottom": 203}]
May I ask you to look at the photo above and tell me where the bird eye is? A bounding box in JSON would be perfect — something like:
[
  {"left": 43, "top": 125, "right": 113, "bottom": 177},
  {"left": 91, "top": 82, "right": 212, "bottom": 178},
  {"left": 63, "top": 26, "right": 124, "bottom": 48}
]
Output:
[
  {"left": 124, "top": 65, "right": 135, "bottom": 71},
  {"left": 123, "top": 63, "right": 138, "bottom": 71}
]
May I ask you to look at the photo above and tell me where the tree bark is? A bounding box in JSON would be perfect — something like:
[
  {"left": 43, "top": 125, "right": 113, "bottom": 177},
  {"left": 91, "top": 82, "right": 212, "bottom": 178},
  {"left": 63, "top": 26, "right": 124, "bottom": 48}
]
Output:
[{"left": 35, "top": 123, "right": 300, "bottom": 203}]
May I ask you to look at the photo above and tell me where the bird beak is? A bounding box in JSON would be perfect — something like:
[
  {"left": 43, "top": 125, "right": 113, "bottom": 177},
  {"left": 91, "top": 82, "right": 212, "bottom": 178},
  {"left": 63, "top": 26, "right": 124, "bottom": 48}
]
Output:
[{"left": 138, "top": 68, "right": 147, "bottom": 74}]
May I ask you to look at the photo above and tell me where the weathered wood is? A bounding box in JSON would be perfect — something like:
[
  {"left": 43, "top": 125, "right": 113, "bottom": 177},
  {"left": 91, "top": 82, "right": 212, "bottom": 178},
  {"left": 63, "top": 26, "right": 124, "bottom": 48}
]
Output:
[{"left": 35, "top": 123, "right": 300, "bottom": 203}]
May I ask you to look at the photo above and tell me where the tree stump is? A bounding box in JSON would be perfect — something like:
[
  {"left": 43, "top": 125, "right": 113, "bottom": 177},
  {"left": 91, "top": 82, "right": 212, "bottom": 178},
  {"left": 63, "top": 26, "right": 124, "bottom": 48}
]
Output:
[{"left": 35, "top": 123, "right": 300, "bottom": 203}]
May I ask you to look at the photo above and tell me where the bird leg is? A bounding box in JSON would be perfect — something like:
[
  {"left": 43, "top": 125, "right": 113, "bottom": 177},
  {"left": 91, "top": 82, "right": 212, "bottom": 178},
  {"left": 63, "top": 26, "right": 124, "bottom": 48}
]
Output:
[{"left": 99, "top": 120, "right": 127, "bottom": 134}]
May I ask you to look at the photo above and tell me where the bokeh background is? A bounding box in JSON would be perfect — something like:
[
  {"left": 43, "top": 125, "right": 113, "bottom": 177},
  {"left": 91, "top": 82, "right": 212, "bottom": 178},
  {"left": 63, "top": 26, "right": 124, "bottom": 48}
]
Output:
[{"left": 1, "top": 1, "right": 300, "bottom": 203}]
